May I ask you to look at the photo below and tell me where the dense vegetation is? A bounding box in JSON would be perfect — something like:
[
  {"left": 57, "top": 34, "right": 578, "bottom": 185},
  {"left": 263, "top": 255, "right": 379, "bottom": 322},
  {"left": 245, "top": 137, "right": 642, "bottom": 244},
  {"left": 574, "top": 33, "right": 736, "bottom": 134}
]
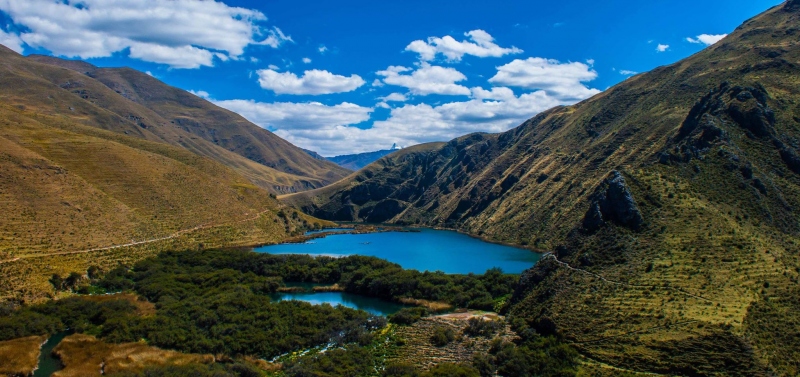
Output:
[
  {"left": 1, "top": 249, "right": 571, "bottom": 375},
  {"left": 104, "top": 249, "right": 519, "bottom": 311}
]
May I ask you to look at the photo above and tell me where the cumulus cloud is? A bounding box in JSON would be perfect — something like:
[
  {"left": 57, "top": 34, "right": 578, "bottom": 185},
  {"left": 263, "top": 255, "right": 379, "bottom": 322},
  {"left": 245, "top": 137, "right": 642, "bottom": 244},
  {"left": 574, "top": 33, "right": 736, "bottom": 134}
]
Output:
[
  {"left": 279, "top": 90, "right": 566, "bottom": 155},
  {"left": 686, "top": 34, "right": 727, "bottom": 46},
  {"left": 188, "top": 89, "right": 210, "bottom": 99},
  {"left": 488, "top": 58, "right": 600, "bottom": 101},
  {"left": 212, "top": 80, "right": 592, "bottom": 155},
  {"left": 470, "top": 87, "right": 516, "bottom": 101},
  {"left": 656, "top": 44, "right": 669, "bottom": 52},
  {"left": 619, "top": 70, "right": 638, "bottom": 76},
  {"left": 377, "top": 63, "right": 470, "bottom": 96},
  {"left": 256, "top": 69, "right": 365, "bottom": 95},
  {"left": 0, "top": 28, "right": 23, "bottom": 53},
  {"left": 379, "top": 93, "right": 408, "bottom": 102},
  {"left": 214, "top": 99, "right": 372, "bottom": 131},
  {"left": 318, "top": 45, "right": 328, "bottom": 53},
  {"left": 0, "top": 0, "right": 289, "bottom": 68},
  {"left": 405, "top": 29, "right": 522, "bottom": 61},
  {"left": 302, "top": 57, "right": 312, "bottom": 64}
]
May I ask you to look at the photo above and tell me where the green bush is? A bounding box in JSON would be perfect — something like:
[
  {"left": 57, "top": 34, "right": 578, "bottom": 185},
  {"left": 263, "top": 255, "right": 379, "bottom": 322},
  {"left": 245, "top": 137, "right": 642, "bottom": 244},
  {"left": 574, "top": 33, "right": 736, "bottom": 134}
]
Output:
[{"left": 430, "top": 325, "right": 455, "bottom": 347}]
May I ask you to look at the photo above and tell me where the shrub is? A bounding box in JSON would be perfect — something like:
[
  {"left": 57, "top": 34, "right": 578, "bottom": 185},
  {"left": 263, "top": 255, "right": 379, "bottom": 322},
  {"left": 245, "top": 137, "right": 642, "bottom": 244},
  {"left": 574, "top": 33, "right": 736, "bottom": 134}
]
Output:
[{"left": 430, "top": 325, "right": 455, "bottom": 347}]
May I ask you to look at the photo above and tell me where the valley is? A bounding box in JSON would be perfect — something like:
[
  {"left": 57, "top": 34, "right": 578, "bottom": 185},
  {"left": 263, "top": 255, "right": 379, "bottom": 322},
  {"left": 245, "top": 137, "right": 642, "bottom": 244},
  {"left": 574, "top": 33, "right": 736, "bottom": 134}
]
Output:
[{"left": 0, "top": 0, "right": 799, "bottom": 376}]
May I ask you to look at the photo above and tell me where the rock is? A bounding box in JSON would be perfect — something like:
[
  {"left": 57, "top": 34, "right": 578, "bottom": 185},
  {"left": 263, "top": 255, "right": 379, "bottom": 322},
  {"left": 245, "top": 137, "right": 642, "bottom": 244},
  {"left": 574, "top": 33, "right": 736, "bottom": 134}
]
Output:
[{"left": 583, "top": 171, "right": 644, "bottom": 232}]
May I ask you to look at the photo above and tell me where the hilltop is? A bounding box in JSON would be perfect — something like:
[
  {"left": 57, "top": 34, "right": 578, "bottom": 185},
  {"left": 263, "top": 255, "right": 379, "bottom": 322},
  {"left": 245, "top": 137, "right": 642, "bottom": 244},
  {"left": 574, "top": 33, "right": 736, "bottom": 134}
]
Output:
[
  {"left": 12, "top": 52, "right": 350, "bottom": 194},
  {"left": 0, "top": 48, "right": 338, "bottom": 303},
  {"left": 283, "top": 2, "right": 800, "bottom": 375}
]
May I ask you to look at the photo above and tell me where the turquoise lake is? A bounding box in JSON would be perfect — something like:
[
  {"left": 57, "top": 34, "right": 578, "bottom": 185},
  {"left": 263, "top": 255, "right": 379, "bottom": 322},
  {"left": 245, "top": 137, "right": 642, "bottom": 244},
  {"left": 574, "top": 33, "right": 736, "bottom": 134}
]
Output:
[
  {"left": 270, "top": 291, "right": 407, "bottom": 316},
  {"left": 254, "top": 228, "right": 539, "bottom": 274}
]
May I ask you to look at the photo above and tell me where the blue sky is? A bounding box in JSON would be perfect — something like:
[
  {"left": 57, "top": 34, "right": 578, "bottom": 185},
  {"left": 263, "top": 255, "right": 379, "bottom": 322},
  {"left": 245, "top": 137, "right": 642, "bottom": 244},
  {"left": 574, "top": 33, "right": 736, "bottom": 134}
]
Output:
[{"left": 0, "top": 0, "right": 783, "bottom": 156}]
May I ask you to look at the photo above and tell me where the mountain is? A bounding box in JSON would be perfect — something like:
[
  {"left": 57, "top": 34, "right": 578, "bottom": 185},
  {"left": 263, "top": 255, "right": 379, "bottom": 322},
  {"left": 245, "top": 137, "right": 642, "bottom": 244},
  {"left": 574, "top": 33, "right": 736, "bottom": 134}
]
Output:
[
  {"left": 326, "top": 146, "right": 402, "bottom": 170},
  {"left": 20, "top": 54, "right": 350, "bottom": 193},
  {"left": 0, "top": 46, "right": 334, "bottom": 303},
  {"left": 283, "top": 2, "right": 800, "bottom": 375}
]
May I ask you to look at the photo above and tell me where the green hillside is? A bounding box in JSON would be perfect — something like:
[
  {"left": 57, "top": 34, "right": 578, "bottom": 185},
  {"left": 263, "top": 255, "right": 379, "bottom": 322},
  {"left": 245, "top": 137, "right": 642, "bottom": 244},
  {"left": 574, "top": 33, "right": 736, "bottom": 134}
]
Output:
[{"left": 283, "top": 2, "right": 800, "bottom": 374}]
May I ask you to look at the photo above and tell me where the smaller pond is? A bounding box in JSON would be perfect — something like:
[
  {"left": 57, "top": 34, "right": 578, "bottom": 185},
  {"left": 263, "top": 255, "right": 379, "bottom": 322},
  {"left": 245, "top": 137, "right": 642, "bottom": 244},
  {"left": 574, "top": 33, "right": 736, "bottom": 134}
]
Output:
[
  {"left": 270, "top": 292, "right": 406, "bottom": 316},
  {"left": 33, "top": 331, "right": 70, "bottom": 377}
]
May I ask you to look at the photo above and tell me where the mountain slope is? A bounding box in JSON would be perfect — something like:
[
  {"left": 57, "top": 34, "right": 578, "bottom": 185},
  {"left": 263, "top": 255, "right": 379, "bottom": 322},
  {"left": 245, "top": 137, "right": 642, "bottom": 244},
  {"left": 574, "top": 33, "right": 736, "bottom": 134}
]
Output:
[
  {"left": 284, "top": 2, "right": 800, "bottom": 375},
  {"left": 15, "top": 53, "right": 349, "bottom": 193},
  {"left": 327, "top": 148, "right": 401, "bottom": 170},
  {"left": 0, "top": 48, "right": 335, "bottom": 303}
]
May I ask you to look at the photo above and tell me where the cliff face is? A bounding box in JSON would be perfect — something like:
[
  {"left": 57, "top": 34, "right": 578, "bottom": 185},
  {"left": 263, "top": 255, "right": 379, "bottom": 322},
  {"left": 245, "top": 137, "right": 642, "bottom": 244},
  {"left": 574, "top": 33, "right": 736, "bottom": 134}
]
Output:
[{"left": 284, "top": 3, "right": 800, "bottom": 374}]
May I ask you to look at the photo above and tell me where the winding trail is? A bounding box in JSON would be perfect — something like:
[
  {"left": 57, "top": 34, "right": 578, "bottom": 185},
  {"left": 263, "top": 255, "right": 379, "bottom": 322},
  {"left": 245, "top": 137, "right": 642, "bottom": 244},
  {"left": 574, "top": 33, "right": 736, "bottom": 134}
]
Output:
[
  {"left": 542, "top": 253, "right": 714, "bottom": 302},
  {"left": 0, "top": 207, "right": 279, "bottom": 263}
]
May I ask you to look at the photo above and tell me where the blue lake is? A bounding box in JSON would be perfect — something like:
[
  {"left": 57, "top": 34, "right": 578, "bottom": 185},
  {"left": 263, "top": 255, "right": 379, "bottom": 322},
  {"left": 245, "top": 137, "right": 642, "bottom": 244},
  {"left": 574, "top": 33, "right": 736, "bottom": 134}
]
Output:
[
  {"left": 254, "top": 228, "right": 539, "bottom": 274},
  {"left": 270, "top": 291, "right": 406, "bottom": 316}
]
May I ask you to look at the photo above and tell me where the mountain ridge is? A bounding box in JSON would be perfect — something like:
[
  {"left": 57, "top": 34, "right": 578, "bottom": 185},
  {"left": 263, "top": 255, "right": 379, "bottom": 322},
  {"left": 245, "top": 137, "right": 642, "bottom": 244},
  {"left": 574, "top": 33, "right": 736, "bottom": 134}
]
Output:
[{"left": 21, "top": 53, "right": 350, "bottom": 193}]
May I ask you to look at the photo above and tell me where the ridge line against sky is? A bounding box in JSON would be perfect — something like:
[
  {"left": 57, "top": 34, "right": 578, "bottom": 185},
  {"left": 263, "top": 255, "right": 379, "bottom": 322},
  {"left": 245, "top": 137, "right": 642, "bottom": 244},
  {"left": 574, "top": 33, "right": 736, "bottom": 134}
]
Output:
[{"left": 0, "top": 0, "right": 782, "bottom": 156}]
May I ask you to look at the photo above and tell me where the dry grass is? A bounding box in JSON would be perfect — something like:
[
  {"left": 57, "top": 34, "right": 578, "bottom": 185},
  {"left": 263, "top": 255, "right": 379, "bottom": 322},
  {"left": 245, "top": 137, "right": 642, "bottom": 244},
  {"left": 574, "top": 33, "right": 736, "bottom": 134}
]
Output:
[
  {"left": 82, "top": 293, "right": 156, "bottom": 317},
  {"left": 397, "top": 298, "right": 453, "bottom": 312},
  {"left": 52, "top": 334, "right": 213, "bottom": 377},
  {"left": 389, "top": 312, "right": 517, "bottom": 371},
  {"left": 0, "top": 335, "right": 47, "bottom": 376}
]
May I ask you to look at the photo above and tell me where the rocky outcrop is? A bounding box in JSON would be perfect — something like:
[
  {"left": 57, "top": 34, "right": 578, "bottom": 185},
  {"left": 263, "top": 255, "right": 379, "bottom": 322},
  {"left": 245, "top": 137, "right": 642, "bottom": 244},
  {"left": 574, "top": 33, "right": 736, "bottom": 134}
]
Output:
[{"left": 583, "top": 171, "right": 643, "bottom": 232}]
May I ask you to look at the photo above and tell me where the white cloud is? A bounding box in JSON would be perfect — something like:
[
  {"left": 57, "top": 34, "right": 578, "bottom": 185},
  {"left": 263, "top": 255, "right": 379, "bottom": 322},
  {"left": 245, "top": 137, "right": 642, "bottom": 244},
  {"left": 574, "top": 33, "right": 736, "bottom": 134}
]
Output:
[
  {"left": 470, "top": 87, "right": 516, "bottom": 101},
  {"left": 188, "top": 90, "right": 210, "bottom": 99},
  {"left": 267, "top": 64, "right": 280, "bottom": 70},
  {"left": 619, "top": 70, "right": 638, "bottom": 76},
  {"left": 279, "top": 90, "right": 566, "bottom": 155},
  {"left": 0, "top": 0, "right": 289, "bottom": 68},
  {"left": 686, "top": 34, "right": 727, "bottom": 46},
  {"left": 302, "top": 57, "right": 312, "bottom": 64},
  {"left": 0, "top": 29, "right": 23, "bottom": 53},
  {"left": 586, "top": 59, "right": 595, "bottom": 66},
  {"left": 318, "top": 45, "right": 328, "bottom": 53},
  {"left": 372, "top": 79, "right": 385, "bottom": 87},
  {"left": 258, "top": 27, "right": 293, "bottom": 48},
  {"left": 488, "top": 58, "right": 600, "bottom": 101},
  {"left": 213, "top": 81, "right": 590, "bottom": 155},
  {"left": 256, "top": 69, "right": 365, "bottom": 95},
  {"left": 128, "top": 42, "right": 215, "bottom": 69},
  {"left": 214, "top": 99, "right": 372, "bottom": 131},
  {"left": 377, "top": 63, "right": 470, "bottom": 96},
  {"left": 405, "top": 29, "right": 522, "bottom": 61},
  {"left": 379, "top": 93, "right": 408, "bottom": 102},
  {"left": 656, "top": 44, "right": 669, "bottom": 52}
]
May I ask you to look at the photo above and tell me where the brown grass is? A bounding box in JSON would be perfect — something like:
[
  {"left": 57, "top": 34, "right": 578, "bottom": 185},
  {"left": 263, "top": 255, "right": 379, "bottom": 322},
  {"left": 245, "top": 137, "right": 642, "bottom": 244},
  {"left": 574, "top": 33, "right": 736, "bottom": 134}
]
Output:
[
  {"left": 52, "top": 334, "right": 212, "bottom": 377},
  {"left": 398, "top": 298, "right": 453, "bottom": 312},
  {"left": 0, "top": 335, "right": 47, "bottom": 376},
  {"left": 82, "top": 293, "right": 156, "bottom": 317}
]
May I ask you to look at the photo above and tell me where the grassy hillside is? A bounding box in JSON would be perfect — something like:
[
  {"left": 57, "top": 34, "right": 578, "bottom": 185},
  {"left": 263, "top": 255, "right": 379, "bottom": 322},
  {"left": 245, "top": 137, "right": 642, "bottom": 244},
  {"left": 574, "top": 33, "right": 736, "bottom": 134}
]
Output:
[
  {"left": 0, "top": 99, "right": 333, "bottom": 304},
  {"left": 8, "top": 51, "right": 349, "bottom": 194},
  {"left": 284, "top": 2, "right": 800, "bottom": 375}
]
